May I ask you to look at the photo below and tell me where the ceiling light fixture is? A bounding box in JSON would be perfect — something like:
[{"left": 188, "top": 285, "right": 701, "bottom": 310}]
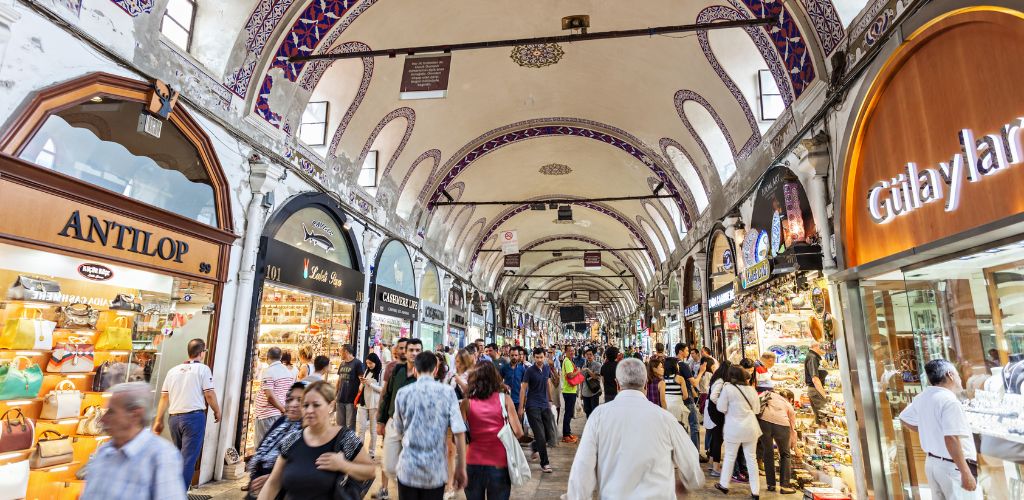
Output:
[{"left": 556, "top": 205, "right": 573, "bottom": 223}]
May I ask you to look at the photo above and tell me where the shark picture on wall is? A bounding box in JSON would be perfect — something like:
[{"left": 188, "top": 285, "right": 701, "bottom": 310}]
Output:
[{"left": 302, "top": 223, "right": 335, "bottom": 253}]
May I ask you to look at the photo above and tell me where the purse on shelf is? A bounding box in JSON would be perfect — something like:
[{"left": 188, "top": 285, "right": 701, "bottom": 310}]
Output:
[
  {"left": 40, "top": 379, "right": 83, "bottom": 420},
  {"left": 57, "top": 303, "right": 99, "bottom": 330},
  {"left": 0, "top": 408, "right": 34, "bottom": 453},
  {"left": 76, "top": 405, "right": 105, "bottom": 436},
  {"left": 0, "top": 459, "right": 29, "bottom": 500},
  {"left": 29, "top": 430, "right": 73, "bottom": 469},
  {"left": 96, "top": 316, "right": 133, "bottom": 350},
  {"left": 1, "top": 309, "right": 56, "bottom": 350},
  {"left": 47, "top": 337, "right": 95, "bottom": 373},
  {"left": 7, "top": 275, "right": 61, "bottom": 303},
  {"left": 110, "top": 294, "right": 142, "bottom": 312},
  {"left": 0, "top": 356, "right": 43, "bottom": 401}
]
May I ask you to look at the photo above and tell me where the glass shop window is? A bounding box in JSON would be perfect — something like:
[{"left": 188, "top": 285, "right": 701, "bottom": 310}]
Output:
[{"left": 298, "top": 101, "right": 329, "bottom": 146}]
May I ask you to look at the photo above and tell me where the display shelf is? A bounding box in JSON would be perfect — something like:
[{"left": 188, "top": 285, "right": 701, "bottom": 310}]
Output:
[
  {"left": 0, "top": 447, "right": 34, "bottom": 465},
  {"left": 258, "top": 323, "right": 308, "bottom": 328},
  {"left": 30, "top": 461, "right": 80, "bottom": 473}
]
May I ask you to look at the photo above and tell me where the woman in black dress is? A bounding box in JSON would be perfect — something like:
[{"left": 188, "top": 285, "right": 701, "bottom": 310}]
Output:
[{"left": 257, "top": 381, "right": 377, "bottom": 500}]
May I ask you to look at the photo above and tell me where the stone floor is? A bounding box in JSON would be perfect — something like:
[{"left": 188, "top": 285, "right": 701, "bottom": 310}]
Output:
[{"left": 192, "top": 406, "right": 805, "bottom": 500}]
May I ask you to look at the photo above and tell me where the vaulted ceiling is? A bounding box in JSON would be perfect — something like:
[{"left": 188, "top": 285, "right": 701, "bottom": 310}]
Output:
[{"left": 202, "top": 0, "right": 863, "bottom": 321}]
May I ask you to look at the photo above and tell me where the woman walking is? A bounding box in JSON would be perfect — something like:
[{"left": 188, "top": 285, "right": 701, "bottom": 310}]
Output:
[
  {"left": 714, "top": 366, "right": 763, "bottom": 498},
  {"left": 663, "top": 355, "right": 686, "bottom": 423},
  {"left": 461, "top": 362, "right": 524, "bottom": 500},
  {"left": 645, "top": 358, "right": 666, "bottom": 409},
  {"left": 705, "top": 360, "right": 732, "bottom": 478},
  {"left": 246, "top": 382, "right": 304, "bottom": 499},
  {"left": 257, "top": 381, "right": 377, "bottom": 500},
  {"left": 358, "top": 352, "right": 383, "bottom": 459},
  {"left": 760, "top": 388, "right": 798, "bottom": 494}
]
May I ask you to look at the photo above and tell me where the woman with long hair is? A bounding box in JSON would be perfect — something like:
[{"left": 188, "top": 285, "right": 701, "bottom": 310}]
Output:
[
  {"left": 451, "top": 349, "right": 475, "bottom": 400},
  {"left": 357, "top": 352, "right": 383, "bottom": 459},
  {"left": 246, "top": 382, "right": 304, "bottom": 499},
  {"left": 257, "top": 381, "right": 377, "bottom": 500},
  {"left": 461, "top": 361, "right": 524, "bottom": 500},
  {"left": 714, "top": 366, "right": 762, "bottom": 498},
  {"left": 645, "top": 358, "right": 666, "bottom": 409},
  {"left": 297, "top": 346, "right": 314, "bottom": 381},
  {"left": 705, "top": 360, "right": 733, "bottom": 477}
]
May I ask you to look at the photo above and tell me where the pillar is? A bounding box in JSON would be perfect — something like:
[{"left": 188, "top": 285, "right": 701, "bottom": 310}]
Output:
[
  {"left": 793, "top": 132, "right": 836, "bottom": 269},
  {"left": 358, "top": 230, "right": 382, "bottom": 359},
  {"left": 413, "top": 254, "right": 426, "bottom": 339},
  {"left": 442, "top": 273, "right": 454, "bottom": 346},
  {"left": 213, "top": 154, "right": 285, "bottom": 480}
]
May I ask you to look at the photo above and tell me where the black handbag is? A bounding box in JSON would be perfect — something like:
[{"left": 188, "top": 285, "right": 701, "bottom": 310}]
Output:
[
  {"left": 110, "top": 294, "right": 143, "bottom": 312},
  {"left": 330, "top": 428, "right": 373, "bottom": 500}
]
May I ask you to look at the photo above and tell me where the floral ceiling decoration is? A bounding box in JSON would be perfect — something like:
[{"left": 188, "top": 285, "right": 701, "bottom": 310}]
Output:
[
  {"left": 510, "top": 43, "right": 565, "bottom": 68},
  {"left": 539, "top": 163, "right": 572, "bottom": 176}
]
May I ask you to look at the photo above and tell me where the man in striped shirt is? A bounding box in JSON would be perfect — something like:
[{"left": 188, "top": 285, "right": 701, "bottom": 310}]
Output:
[{"left": 253, "top": 347, "right": 295, "bottom": 445}]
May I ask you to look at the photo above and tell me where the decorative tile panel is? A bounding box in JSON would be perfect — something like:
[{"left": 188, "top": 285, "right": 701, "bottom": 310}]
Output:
[
  {"left": 801, "top": 0, "right": 845, "bottom": 55},
  {"left": 110, "top": 0, "right": 153, "bottom": 17}
]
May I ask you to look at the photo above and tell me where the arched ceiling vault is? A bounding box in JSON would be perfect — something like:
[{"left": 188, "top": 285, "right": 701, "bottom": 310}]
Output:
[{"left": 217, "top": 0, "right": 846, "bottom": 318}]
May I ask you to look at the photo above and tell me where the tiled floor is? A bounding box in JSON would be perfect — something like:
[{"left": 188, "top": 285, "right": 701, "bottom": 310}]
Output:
[{"left": 192, "top": 407, "right": 807, "bottom": 500}]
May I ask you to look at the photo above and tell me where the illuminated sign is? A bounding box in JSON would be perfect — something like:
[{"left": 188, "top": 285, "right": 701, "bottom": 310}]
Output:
[
  {"left": 708, "top": 285, "right": 735, "bottom": 312},
  {"left": 741, "top": 260, "right": 772, "bottom": 289},
  {"left": 683, "top": 303, "right": 700, "bottom": 317}
]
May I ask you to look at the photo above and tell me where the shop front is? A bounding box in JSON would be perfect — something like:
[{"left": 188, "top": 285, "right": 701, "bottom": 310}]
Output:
[
  {"left": 486, "top": 300, "right": 496, "bottom": 344},
  {"left": 448, "top": 283, "right": 467, "bottom": 348},
  {"left": 467, "top": 291, "right": 484, "bottom": 343},
  {"left": 683, "top": 258, "right": 704, "bottom": 346},
  {"left": 707, "top": 229, "right": 743, "bottom": 361},
  {"left": 838, "top": 7, "right": 1024, "bottom": 499},
  {"left": 368, "top": 240, "right": 417, "bottom": 352},
  {"left": 418, "top": 261, "right": 445, "bottom": 349},
  {"left": 0, "top": 73, "right": 235, "bottom": 495},
  {"left": 241, "top": 193, "right": 363, "bottom": 455}
]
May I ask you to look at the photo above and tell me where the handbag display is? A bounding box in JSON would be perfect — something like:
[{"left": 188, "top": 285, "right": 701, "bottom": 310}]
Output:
[
  {"left": 110, "top": 294, "right": 143, "bottom": 312},
  {"left": 76, "top": 405, "right": 105, "bottom": 436},
  {"left": 0, "top": 459, "right": 29, "bottom": 500},
  {"left": 1, "top": 309, "right": 56, "bottom": 350},
  {"left": 93, "top": 361, "right": 114, "bottom": 392},
  {"left": 57, "top": 303, "right": 99, "bottom": 330},
  {"left": 47, "top": 337, "right": 95, "bottom": 373},
  {"left": 29, "top": 430, "right": 72, "bottom": 469},
  {"left": 40, "top": 379, "right": 83, "bottom": 420},
  {"left": 95, "top": 316, "right": 133, "bottom": 350},
  {"left": 0, "top": 409, "right": 34, "bottom": 453},
  {"left": 0, "top": 356, "right": 43, "bottom": 401},
  {"left": 7, "top": 275, "right": 61, "bottom": 303},
  {"left": 496, "top": 393, "right": 531, "bottom": 486}
]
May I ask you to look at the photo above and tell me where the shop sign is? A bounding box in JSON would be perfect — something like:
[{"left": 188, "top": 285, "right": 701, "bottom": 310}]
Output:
[
  {"left": 77, "top": 263, "right": 113, "bottom": 281},
  {"left": 684, "top": 303, "right": 701, "bottom": 318},
  {"left": 708, "top": 284, "right": 735, "bottom": 312},
  {"left": 450, "top": 312, "right": 467, "bottom": 328},
  {"left": 747, "top": 166, "right": 814, "bottom": 261},
  {"left": 0, "top": 179, "right": 221, "bottom": 279},
  {"left": 420, "top": 301, "right": 445, "bottom": 325},
  {"left": 740, "top": 260, "right": 772, "bottom": 289},
  {"left": 263, "top": 239, "right": 364, "bottom": 299},
  {"left": 503, "top": 253, "right": 520, "bottom": 270},
  {"left": 372, "top": 285, "right": 419, "bottom": 321},
  {"left": 843, "top": 8, "right": 1024, "bottom": 267},
  {"left": 470, "top": 314, "right": 485, "bottom": 328}
]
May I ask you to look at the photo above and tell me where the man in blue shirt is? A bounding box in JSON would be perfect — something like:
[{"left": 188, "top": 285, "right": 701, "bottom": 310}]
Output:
[
  {"left": 519, "top": 347, "right": 555, "bottom": 473},
  {"left": 501, "top": 346, "right": 527, "bottom": 407}
]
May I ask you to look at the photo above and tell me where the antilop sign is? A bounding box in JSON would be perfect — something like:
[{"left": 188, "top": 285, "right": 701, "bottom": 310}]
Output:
[{"left": 843, "top": 7, "right": 1024, "bottom": 267}]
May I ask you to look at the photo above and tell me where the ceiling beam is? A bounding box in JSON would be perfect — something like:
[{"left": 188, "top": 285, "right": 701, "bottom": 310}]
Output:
[
  {"left": 505, "top": 274, "right": 634, "bottom": 278},
  {"left": 288, "top": 17, "right": 777, "bottom": 62},
  {"left": 479, "top": 247, "right": 646, "bottom": 253},
  {"left": 434, "top": 194, "right": 677, "bottom": 207}
]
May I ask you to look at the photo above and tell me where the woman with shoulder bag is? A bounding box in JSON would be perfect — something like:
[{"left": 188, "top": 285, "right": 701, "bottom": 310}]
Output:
[
  {"left": 714, "top": 366, "right": 763, "bottom": 498},
  {"left": 705, "top": 360, "right": 732, "bottom": 477},
  {"left": 461, "top": 362, "right": 525, "bottom": 500},
  {"left": 247, "top": 382, "right": 304, "bottom": 499},
  {"left": 257, "top": 381, "right": 377, "bottom": 500}
]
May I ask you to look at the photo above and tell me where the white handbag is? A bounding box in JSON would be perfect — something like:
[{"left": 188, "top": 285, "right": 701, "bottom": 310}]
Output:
[
  {"left": 32, "top": 316, "right": 55, "bottom": 350},
  {"left": 40, "top": 380, "right": 83, "bottom": 420},
  {"left": 76, "top": 405, "right": 105, "bottom": 436},
  {"left": 0, "top": 459, "right": 29, "bottom": 500},
  {"left": 496, "top": 393, "right": 531, "bottom": 486}
]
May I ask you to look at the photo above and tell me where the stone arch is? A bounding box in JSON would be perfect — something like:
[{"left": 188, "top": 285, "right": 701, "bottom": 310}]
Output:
[
  {"left": 352, "top": 107, "right": 415, "bottom": 188},
  {"left": 396, "top": 149, "right": 442, "bottom": 218},
  {"left": 659, "top": 138, "right": 712, "bottom": 213}
]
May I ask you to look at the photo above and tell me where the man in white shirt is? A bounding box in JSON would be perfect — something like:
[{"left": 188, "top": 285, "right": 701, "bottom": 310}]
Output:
[
  {"left": 565, "top": 358, "right": 704, "bottom": 499},
  {"left": 899, "top": 359, "right": 979, "bottom": 499},
  {"left": 153, "top": 339, "right": 221, "bottom": 490}
]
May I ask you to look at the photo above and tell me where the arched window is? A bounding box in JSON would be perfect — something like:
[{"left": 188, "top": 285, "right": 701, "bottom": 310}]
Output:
[
  {"left": 665, "top": 145, "right": 710, "bottom": 212},
  {"left": 643, "top": 206, "right": 676, "bottom": 253},
  {"left": 707, "top": 28, "right": 773, "bottom": 133},
  {"left": 683, "top": 101, "right": 737, "bottom": 181}
]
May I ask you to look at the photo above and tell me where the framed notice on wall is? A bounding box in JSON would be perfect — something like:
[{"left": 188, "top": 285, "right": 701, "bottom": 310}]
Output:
[{"left": 400, "top": 54, "right": 451, "bottom": 100}]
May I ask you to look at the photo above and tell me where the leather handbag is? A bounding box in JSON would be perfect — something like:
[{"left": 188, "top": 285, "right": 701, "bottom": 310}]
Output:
[
  {"left": 1, "top": 309, "right": 56, "bottom": 350},
  {"left": 57, "top": 303, "right": 99, "bottom": 330},
  {"left": 110, "top": 294, "right": 143, "bottom": 312},
  {"left": 0, "top": 357, "right": 43, "bottom": 401},
  {"left": 496, "top": 393, "right": 531, "bottom": 486},
  {"left": 92, "top": 361, "right": 114, "bottom": 392},
  {"left": 96, "top": 316, "right": 133, "bottom": 350},
  {"left": 76, "top": 405, "right": 105, "bottom": 436},
  {"left": 40, "top": 380, "right": 83, "bottom": 420},
  {"left": 0, "top": 459, "right": 29, "bottom": 500},
  {"left": 7, "top": 275, "right": 61, "bottom": 303},
  {"left": 29, "top": 430, "right": 73, "bottom": 469},
  {"left": 47, "top": 337, "right": 95, "bottom": 373},
  {"left": 0, "top": 409, "right": 34, "bottom": 453}
]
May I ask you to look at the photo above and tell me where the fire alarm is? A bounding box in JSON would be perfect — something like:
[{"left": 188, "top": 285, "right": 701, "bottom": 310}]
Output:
[{"left": 561, "top": 15, "right": 590, "bottom": 33}]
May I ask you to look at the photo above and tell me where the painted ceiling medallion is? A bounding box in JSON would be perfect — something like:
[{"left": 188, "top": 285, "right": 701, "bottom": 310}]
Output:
[
  {"left": 539, "top": 163, "right": 572, "bottom": 176},
  {"left": 511, "top": 43, "right": 565, "bottom": 68}
]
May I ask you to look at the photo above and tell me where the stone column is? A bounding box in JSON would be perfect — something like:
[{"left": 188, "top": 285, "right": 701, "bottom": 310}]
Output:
[
  {"left": 357, "top": 230, "right": 382, "bottom": 358},
  {"left": 412, "top": 255, "right": 426, "bottom": 339},
  {"left": 793, "top": 132, "right": 836, "bottom": 269},
  {"left": 213, "top": 154, "right": 285, "bottom": 480},
  {"left": 442, "top": 273, "right": 454, "bottom": 346}
]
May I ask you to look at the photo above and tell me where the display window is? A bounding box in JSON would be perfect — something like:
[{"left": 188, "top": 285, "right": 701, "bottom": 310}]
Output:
[
  {"left": 707, "top": 230, "right": 741, "bottom": 360},
  {"left": 418, "top": 262, "right": 445, "bottom": 349},
  {"left": 367, "top": 240, "right": 417, "bottom": 356}
]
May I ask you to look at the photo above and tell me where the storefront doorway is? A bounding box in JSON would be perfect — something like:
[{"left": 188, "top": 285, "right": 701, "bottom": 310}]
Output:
[
  {"left": 707, "top": 229, "right": 742, "bottom": 361},
  {"left": 368, "top": 240, "right": 418, "bottom": 356},
  {"left": 418, "top": 261, "right": 445, "bottom": 350}
]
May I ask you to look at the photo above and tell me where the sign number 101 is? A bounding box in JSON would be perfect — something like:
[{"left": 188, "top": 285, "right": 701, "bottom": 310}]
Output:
[{"left": 266, "top": 265, "right": 282, "bottom": 281}]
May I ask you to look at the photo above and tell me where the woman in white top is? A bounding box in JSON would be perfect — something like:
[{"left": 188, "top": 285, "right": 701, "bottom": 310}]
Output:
[
  {"left": 357, "top": 352, "right": 383, "bottom": 459},
  {"left": 715, "top": 365, "right": 762, "bottom": 498},
  {"left": 296, "top": 345, "right": 315, "bottom": 381}
]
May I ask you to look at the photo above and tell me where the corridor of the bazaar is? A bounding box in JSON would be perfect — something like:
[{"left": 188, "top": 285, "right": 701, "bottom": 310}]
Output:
[{"left": 0, "top": 1, "right": 1020, "bottom": 499}]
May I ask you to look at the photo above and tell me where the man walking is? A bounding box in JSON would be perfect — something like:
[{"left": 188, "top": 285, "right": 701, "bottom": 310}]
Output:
[
  {"left": 249, "top": 347, "right": 293, "bottom": 447},
  {"left": 83, "top": 383, "right": 186, "bottom": 500},
  {"left": 335, "top": 344, "right": 364, "bottom": 429},
  {"left": 804, "top": 342, "right": 829, "bottom": 424},
  {"left": 520, "top": 347, "right": 556, "bottom": 473},
  {"left": 377, "top": 338, "right": 422, "bottom": 499},
  {"left": 501, "top": 346, "right": 527, "bottom": 408},
  {"left": 560, "top": 345, "right": 581, "bottom": 443},
  {"left": 674, "top": 343, "right": 700, "bottom": 448},
  {"left": 566, "top": 358, "right": 704, "bottom": 499},
  {"left": 900, "top": 359, "right": 978, "bottom": 499},
  {"left": 579, "top": 348, "right": 602, "bottom": 418},
  {"left": 393, "top": 351, "right": 468, "bottom": 499},
  {"left": 153, "top": 339, "right": 221, "bottom": 490}
]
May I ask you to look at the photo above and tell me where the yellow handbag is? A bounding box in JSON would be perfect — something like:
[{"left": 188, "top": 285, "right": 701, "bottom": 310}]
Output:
[
  {"left": 0, "top": 309, "right": 54, "bottom": 350},
  {"left": 95, "top": 316, "right": 132, "bottom": 351}
]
